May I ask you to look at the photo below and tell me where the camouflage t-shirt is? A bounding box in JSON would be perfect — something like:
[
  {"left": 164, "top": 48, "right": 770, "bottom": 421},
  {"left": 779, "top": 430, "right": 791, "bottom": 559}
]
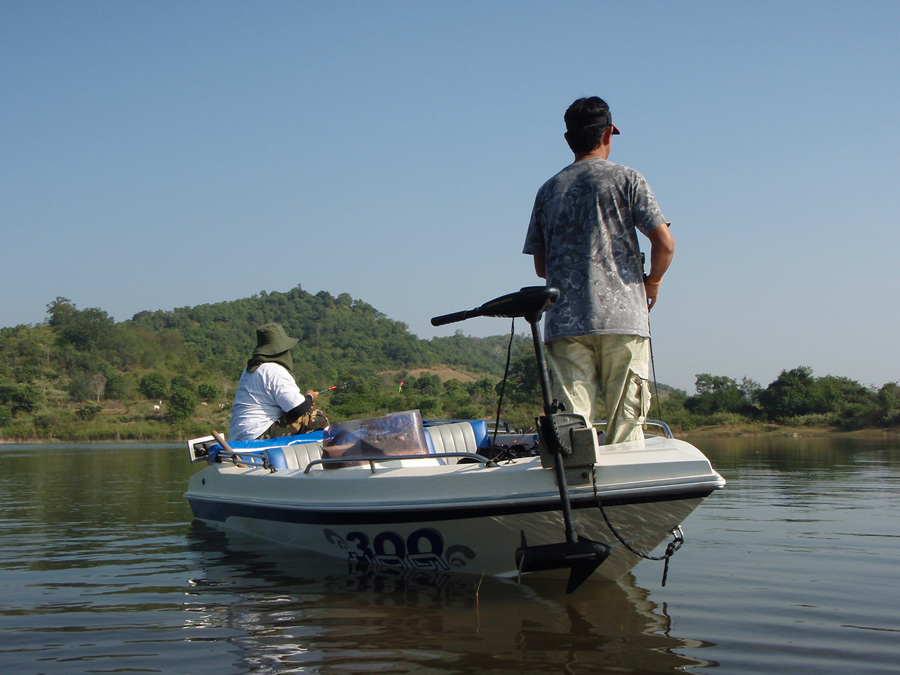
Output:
[{"left": 523, "top": 158, "right": 668, "bottom": 341}]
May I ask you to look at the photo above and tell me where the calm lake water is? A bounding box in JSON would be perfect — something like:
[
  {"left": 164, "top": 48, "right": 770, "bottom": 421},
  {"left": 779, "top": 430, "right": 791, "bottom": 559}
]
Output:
[{"left": 1, "top": 435, "right": 898, "bottom": 674}]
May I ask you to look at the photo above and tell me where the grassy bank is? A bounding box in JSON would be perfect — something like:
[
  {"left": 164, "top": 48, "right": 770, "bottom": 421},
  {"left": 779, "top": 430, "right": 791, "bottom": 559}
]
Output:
[{"left": 0, "top": 399, "right": 231, "bottom": 443}]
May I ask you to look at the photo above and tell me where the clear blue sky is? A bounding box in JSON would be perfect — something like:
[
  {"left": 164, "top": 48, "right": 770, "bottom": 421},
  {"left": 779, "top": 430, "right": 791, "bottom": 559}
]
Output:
[{"left": 3, "top": 1, "right": 898, "bottom": 392}]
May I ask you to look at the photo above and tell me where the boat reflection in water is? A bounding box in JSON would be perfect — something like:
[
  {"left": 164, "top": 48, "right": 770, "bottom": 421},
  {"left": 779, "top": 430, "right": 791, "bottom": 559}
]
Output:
[{"left": 183, "top": 523, "right": 716, "bottom": 673}]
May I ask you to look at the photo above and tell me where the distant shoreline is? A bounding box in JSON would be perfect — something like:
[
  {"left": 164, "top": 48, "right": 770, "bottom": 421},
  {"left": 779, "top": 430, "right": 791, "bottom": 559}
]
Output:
[
  {"left": 3, "top": 422, "right": 897, "bottom": 445},
  {"left": 680, "top": 424, "right": 899, "bottom": 439}
]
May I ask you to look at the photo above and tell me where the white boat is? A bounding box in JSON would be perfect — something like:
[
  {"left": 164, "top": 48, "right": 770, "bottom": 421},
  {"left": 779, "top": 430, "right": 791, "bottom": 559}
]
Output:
[{"left": 184, "top": 288, "right": 725, "bottom": 592}]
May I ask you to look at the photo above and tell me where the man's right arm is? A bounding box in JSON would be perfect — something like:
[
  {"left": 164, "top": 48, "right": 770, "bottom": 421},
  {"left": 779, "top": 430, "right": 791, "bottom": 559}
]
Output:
[
  {"left": 644, "top": 224, "right": 674, "bottom": 310},
  {"left": 282, "top": 391, "right": 317, "bottom": 423}
]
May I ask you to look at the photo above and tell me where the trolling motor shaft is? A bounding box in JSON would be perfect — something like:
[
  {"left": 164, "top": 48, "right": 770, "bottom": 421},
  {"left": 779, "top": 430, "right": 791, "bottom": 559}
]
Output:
[
  {"left": 432, "top": 286, "right": 612, "bottom": 593},
  {"left": 519, "top": 301, "right": 611, "bottom": 592}
]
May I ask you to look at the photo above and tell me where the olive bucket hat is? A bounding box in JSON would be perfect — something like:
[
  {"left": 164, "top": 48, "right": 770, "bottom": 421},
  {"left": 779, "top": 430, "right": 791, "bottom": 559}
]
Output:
[{"left": 252, "top": 323, "right": 299, "bottom": 357}]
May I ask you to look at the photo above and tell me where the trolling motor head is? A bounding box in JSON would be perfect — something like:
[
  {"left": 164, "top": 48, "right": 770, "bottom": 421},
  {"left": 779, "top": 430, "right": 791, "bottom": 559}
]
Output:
[{"left": 431, "top": 286, "right": 559, "bottom": 327}]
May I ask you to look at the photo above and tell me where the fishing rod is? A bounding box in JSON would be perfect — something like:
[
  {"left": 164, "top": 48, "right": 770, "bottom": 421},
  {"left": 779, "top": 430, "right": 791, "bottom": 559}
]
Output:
[
  {"left": 647, "top": 318, "right": 663, "bottom": 421},
  {"left": 318, "top": 372, "right": 380, "bottom": 395},
  {"left": 643, "top": 252, "right": 663, "bottom": 421}
]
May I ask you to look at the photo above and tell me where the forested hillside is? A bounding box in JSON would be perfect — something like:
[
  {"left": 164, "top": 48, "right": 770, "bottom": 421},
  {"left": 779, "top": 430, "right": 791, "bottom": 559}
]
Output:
[
  {"left": 126, "top": 286, "right": 514, "bottom": 383},
  {"left": 0, "top": 286, "right": 528, "bottom": 440},
  {"left": 1, "top": 285, "right": 898, "bottom": 441}
]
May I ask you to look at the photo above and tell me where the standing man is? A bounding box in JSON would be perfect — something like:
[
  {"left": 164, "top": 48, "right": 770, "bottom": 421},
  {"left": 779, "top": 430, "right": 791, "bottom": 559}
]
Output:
[
  {"left": 523, "top": 96, "right": 675, "bottom": 445},
  {"left": 228, "top": 323, "right": 326, "bottom": 441}
]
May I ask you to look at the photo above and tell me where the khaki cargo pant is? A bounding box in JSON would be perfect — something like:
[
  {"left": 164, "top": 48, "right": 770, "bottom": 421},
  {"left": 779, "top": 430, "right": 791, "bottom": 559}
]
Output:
[{"left": 545, "top": 334, "right": 651, "bottom": 445}]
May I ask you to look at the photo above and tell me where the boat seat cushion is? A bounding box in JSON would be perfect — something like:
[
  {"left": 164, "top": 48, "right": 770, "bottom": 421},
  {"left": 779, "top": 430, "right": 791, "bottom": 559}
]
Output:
[
  {"left": 266, "top": 442, "right": 324, "bottom": 471},
  {"left": 425, "top": 421, "right": 488, "bottom": 464}
]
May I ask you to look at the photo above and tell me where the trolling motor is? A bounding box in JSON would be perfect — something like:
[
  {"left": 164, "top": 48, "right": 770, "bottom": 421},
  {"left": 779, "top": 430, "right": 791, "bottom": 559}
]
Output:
[{"left": 432, "top": 287, "right": 611, "bottom": 593}]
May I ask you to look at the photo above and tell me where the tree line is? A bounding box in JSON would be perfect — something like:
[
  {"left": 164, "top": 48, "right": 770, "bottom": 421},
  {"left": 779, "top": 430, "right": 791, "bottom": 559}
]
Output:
[
  {"left": 662, "top": 368, "right": 899, "bottom": 431},
  {"left": 0, "top": 287, "right": 522, "bottom": 439},
  {"left": 481, "top": 349, "right": 900, "bottom": 432},
  {"left": 0, "top": 286, "right": 897, "bottom": 440}
]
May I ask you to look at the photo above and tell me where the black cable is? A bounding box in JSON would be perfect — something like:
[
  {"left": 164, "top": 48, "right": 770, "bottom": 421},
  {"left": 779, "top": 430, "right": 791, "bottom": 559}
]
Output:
[
  {"left": 492, "top": 317, "right": 515, "bottom": 446},
  {"left": 591, "top": 464, "right": 683, "bottom": 586}
]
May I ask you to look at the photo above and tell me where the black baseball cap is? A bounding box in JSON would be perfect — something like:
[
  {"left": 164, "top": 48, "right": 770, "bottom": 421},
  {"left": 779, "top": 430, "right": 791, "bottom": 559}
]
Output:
[{"left": 564, "top": 97, "right": 621, "bottom": 135}]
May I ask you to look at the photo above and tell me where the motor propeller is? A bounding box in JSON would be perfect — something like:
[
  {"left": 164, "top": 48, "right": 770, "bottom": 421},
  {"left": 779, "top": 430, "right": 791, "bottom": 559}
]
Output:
[{"left": 516, "top": 531, "right": 612, "bottom": 594}]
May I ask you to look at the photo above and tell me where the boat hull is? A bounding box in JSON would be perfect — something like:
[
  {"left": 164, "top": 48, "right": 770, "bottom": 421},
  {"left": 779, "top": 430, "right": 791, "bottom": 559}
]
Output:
[
  {"left": 188, "top": 492, "right": 709, "bottom": 582},
  {"left": 185, "top": 435, "right": 723, "bottom": 583}
]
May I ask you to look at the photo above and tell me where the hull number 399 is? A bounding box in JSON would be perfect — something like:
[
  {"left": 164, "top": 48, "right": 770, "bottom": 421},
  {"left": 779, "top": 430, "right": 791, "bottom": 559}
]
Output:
[{"left": 324, "top": 527, "right": 476, "bottom": 571}]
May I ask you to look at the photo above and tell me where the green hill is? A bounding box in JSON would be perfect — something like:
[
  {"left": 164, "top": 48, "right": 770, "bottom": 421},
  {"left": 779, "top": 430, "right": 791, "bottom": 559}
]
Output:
[
  {"left": 4, "top": 285, "right": 896, "bottom": 441},
  {"left": 0, "top": 286, "right": 529, "bottom": 441}
]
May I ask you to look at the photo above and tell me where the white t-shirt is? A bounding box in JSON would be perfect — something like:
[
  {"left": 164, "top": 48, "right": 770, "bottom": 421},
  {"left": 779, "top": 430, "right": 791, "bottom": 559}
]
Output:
[{"left": 228, "top": 362, "right": 309, "bottom": 441}]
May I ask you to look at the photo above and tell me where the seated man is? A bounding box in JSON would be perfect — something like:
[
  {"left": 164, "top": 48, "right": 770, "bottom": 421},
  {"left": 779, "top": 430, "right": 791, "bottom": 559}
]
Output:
[{"left": 228, "top": 323, "right": 327, "bottom": 441}]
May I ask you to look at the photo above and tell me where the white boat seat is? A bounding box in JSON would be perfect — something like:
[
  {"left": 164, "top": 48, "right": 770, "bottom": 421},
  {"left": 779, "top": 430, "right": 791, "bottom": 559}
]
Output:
[
  {"left": 246, "top": 422, "right": 488, "bottom": 471},
  {"left": 425, "top": 421, "right": 486, "bottom": 464},
  {"left": 265, "top": 442, "right": 324, "bottom": 471}
]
